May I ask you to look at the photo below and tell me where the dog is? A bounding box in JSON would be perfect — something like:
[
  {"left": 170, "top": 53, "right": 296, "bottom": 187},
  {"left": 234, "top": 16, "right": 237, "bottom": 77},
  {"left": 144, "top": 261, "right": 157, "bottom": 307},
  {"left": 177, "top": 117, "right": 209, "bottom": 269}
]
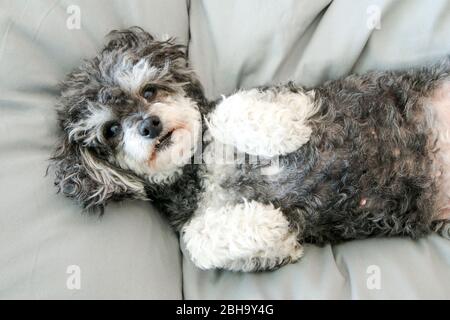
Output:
[{"left": 51, "top": 27, "right": 450, "bottom": 272}]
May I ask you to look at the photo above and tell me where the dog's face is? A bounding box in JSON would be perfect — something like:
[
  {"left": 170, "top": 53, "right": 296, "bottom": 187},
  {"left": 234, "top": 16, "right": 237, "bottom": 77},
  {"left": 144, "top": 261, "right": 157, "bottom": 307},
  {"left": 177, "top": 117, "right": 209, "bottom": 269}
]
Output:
[{"left": 52, "top": 28, "right": 206, "bottom": 210}]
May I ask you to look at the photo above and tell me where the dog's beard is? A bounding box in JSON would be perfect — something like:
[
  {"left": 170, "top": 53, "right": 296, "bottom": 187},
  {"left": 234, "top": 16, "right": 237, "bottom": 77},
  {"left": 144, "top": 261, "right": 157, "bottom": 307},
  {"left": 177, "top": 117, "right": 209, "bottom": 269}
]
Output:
[{"left": 115, "top": 94, "right": 202, "bottom": 184}]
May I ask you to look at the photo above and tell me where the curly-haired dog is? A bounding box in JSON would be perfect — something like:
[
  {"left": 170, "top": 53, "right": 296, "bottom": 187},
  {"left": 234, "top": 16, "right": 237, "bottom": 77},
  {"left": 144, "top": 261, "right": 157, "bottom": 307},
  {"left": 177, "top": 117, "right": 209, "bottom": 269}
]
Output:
[{"left": 51, "top": 27, "right": 450, "bottom": 272}]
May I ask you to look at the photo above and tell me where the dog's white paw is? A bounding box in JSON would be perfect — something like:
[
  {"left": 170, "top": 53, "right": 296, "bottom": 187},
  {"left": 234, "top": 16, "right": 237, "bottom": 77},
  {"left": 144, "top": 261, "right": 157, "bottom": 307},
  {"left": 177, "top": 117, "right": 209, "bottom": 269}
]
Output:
[
  {"left": 225, "top": 236, "right": 304, "bottom": 272},
  {"left": 206, "top": 88, "right": 318, "bottom": 157},
  {"left": 182, "top": 199, "right": 303, "bottom": 272}
]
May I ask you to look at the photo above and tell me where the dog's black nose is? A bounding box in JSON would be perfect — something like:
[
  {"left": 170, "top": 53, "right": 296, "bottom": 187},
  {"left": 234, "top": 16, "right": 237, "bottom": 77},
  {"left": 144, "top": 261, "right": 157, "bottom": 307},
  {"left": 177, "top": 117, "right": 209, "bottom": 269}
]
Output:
[{"left": 139, "top": 116, "right": 162, "bottom": 139}]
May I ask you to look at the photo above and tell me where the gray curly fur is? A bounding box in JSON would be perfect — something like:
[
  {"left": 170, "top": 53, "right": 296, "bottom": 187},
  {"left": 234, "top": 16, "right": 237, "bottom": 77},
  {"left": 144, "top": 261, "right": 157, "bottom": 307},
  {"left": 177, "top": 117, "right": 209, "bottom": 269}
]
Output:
[{"left": 51, "top": 27, "right": 450, "bottom": 249}]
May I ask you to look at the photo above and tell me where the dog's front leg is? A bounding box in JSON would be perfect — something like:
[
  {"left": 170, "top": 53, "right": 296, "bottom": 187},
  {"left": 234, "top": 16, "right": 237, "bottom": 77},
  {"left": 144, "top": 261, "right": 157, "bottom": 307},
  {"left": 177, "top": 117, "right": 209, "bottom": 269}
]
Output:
[
  {"left": 206, "top": 88, "right": 318, "bottom": 157},
  {"left": 181, "top": 200, "right": 303, "bottom": 272}
]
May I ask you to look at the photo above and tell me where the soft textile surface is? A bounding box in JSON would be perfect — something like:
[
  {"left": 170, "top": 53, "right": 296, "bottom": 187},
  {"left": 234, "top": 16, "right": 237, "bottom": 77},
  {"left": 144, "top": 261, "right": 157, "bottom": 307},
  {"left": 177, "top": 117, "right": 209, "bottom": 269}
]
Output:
[
  {"left": 183, "top": 0, "right": 450, "bottom": 299},
  {"left": 1, "top": 0, "right": 450, "bottom": 300},
  {"left": 0, "top": 0, "right": 187, "bottom": 299}
]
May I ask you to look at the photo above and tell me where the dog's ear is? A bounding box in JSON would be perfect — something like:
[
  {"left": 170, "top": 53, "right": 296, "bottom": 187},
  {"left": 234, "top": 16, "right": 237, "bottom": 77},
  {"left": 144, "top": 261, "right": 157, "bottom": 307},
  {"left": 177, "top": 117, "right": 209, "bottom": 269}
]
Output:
[
  {"left": 103, "top": 27, "right": 187, "bottom": 62},
  {"left": 103, "top": 26, "right": 155, "bottom": 53},
  {"left": 50, "top": 136, "right": 147, "bottom": 212}
]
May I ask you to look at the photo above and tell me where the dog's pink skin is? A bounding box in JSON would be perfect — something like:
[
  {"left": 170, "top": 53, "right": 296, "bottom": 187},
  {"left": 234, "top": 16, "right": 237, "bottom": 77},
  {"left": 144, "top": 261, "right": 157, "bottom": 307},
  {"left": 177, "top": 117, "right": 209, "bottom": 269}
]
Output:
[{"left": 429, "top": 81, "right": 450, "bottom": 220}]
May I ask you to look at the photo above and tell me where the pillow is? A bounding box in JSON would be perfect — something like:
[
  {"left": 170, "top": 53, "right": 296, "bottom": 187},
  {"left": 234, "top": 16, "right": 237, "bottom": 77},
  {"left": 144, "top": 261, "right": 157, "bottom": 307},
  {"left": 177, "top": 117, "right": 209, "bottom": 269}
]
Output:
[
  {"left": 0, "top": 0, "right": 188, "bottom": 299},
  {"left": 184, "top": 0, "right": 450, "bottom": 299}
]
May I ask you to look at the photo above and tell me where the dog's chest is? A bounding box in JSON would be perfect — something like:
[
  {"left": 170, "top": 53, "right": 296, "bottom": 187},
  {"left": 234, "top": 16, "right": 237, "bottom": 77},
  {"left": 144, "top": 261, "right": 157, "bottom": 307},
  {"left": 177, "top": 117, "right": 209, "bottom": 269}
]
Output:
[{"left": 195, "top": 137, "right": 291, "bottom": 214}]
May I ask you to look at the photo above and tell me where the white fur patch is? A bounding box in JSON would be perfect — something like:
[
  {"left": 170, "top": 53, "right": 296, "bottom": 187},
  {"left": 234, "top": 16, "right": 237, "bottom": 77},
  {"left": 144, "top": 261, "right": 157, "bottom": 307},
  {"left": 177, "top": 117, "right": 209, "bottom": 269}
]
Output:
[
  {"left": 115, "top": 94, "right": 202, "bottom": 185},
  {"left": 182, "top": 199, "right": 303, "bottom": 272},
  {"left": 206, "top": 88, "right": 318, "bottom": 157},
  {"left": 68, "top": 103, "right": 113, "bottom": 145},
  {"left": 115, "top": 56, "right": 170, "bottom": 93}
]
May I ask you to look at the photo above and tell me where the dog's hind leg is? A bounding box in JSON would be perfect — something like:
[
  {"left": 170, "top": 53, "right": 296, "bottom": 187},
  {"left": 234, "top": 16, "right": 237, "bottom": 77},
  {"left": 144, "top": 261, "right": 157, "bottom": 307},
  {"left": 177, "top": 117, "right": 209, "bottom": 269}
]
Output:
[
  {"left": 431, "top": 220, "right": 450, "bottom": 240},
  {"left": 181, "top": 200, "right": 303, "bottom": 272}
]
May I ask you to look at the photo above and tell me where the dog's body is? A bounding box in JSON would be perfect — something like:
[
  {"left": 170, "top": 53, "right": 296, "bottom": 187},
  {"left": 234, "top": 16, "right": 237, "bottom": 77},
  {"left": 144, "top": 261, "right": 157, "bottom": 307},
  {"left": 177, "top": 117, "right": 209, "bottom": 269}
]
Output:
[{"left": 52, "top": 28, "right": 450, "bottom": 272}]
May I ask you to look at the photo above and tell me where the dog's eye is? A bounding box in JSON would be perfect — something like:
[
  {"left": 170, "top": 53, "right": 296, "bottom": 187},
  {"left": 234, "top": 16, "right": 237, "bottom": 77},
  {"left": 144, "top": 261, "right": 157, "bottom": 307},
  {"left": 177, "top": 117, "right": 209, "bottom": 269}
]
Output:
[
  {"left": 103, "top": 121, "right": 121, "bottom": 139},
  {"left": 141, "top": 85, "right": 157, "bottom": 101}
]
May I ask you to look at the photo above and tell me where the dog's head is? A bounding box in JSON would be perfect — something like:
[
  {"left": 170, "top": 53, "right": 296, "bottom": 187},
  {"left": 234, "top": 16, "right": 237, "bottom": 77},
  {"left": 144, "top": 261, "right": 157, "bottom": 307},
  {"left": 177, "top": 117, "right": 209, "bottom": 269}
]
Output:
[{"left": 51, "top": 27, "right": 206, "bottom": 211}]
